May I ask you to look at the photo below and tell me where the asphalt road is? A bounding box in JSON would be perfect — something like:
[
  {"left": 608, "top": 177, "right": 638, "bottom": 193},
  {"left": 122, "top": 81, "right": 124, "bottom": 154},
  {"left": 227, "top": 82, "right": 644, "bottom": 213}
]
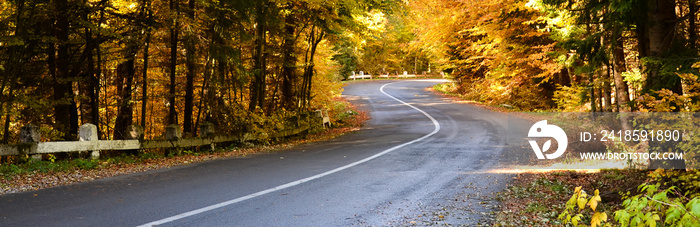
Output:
[{"left": 0, "top": 80, "right": 520, "bottom": 226}]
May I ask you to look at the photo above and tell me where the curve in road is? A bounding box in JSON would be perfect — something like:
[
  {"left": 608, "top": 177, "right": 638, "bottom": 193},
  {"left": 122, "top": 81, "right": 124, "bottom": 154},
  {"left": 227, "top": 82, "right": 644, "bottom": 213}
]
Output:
[
  {"left": 0, "top": 80, "right": 518, "bottom": 226},
  {"left": 138, "top": 82, "right": 442, "bottom": 226}
]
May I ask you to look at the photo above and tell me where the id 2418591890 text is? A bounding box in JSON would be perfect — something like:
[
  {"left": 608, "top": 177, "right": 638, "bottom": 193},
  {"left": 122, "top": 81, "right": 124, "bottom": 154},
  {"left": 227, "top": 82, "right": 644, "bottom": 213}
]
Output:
[{"left": 580, "top": 130, "right": 684, "bottom": 142}]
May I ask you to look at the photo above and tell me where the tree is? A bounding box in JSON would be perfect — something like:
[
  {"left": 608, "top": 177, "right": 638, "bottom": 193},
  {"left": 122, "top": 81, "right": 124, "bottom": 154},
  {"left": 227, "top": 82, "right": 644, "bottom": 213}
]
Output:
[
  {"left": 141, "top": 0, "right": 153, "bottom": 129},
  {"left": 168, "top": 0, "right": 180, "bottom": 126},
  {"left": 183, "top": 0, "right": 197, "bottom": 135},
  {"left": 53, "top": 0, "right": 79, "bottom": 141},
  {"left": 114, "top": 2, "right": 143, "bottom": 139},
  {"left": 644, "top": 0, "right": 681, "bottom": 92},
  {"left": 248, "top": 0, "right": 267, "bottom": 112},
  {"left": 281, "top": 3, "right": 299, "bottom": 110}
]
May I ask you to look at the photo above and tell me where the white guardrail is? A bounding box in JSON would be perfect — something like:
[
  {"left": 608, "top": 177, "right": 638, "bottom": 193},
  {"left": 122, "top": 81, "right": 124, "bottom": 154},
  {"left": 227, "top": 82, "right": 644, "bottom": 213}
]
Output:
[{"left": 0, "top": 111, "right": 328, "bottom": 159}]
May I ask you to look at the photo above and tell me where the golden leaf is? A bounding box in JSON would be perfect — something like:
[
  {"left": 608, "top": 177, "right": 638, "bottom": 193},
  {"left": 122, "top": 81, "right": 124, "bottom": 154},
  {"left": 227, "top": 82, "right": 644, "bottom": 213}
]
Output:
[
  {"left": 591, "top": 212, "right": 607, "bottom": 227},
  {"left": 577, "top": 197, "right": 587, "bottom": 210},
  {"left": 588, "top": 195, "right": 601, "bottom": 211}
]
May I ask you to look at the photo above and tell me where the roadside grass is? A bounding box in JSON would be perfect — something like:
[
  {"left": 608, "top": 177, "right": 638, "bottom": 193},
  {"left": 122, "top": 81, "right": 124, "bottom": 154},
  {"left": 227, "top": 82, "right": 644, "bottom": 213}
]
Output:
[
  {"left": 0, "top": 151, "right": 188, "bottom": 179},
  {"left": 0, "top": 98, "right": 369, "bottom": 195}
]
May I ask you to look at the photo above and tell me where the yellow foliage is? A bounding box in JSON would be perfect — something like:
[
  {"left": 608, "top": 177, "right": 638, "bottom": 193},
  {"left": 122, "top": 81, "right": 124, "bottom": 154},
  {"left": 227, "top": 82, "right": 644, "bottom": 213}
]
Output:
[
  {"left": 588, "top": 189, "right": 601, "bottom": 211},
  {"left": 553, "top": 85, "right": 588, "bottom": 111},
  {"left": 591, "top": 211, "right": 607, "bottom": 227},
  {"left": 310, "top": 40, "right": 343, "bottom": 109},
  {"left": 560, "top": 186, "right": 609, "bottom": 227}
]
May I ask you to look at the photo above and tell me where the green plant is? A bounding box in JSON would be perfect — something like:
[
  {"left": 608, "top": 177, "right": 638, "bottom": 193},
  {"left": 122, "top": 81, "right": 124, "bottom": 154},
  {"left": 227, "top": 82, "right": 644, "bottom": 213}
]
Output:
[
  {"left": 622, "top": 69, "right": 644, "bottom": 94},
  {"left": 603, "top": 170, "right": 625, "bottom": 181},
  {"left": 526, "top": 202, "right": 548, "bottom": 213},
  {"left": 614, "top": 183, "right": 700, "bottom": 227},
  {"left": 559, "top": 186, "right": 608, "bottom": 227},
  {"left": 648, "top": 170, "right": 700, "bottom": 198},
  {"left": 139, "top": 152, "right": 159, "bottom": 159},
  {"left": 73, "top": 159, "right": 98, "bottom": 170},
  {"left": 0, "top": 164, "right": 23, "bottom": 178},
  {"left": 48, "top": 154, "right": 57, "bottom": 163}
]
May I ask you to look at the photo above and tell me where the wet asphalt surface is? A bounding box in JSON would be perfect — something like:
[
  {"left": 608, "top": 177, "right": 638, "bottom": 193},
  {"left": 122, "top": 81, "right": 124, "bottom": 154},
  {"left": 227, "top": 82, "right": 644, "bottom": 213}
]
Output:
[{"left": 0, "top": 80, "right": 524, "bottom": 226}]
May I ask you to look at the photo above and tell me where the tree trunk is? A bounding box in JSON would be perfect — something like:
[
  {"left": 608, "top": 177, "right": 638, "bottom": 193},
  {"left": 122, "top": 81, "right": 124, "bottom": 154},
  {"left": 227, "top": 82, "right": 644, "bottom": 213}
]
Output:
[
  {"left": 281, "top": 11, "right": 297, "bottom": 110},
  {"left": 141, "top": 31, "right": 150, "bottom": 128},
  {"left": 414, "top": 56, "right": 417, "bottom": 75},
  {"left": 646, "top": 0, "right": 685, "bottom": 169},
  {"left": 589, "top": 74, "right": 597, "bottom": 112},
  {"left": 113, "top": 59, "right": 135, "bottom": 140},
  {"left": 300, "top": 27, "right": 325, "bottom": 107},
  {"left": 601, "top": 67, "right": 612, "bottom": 112},
  {"left": 691, "top": 0, "right": 697, "bottom": 50},
  {"left": 612, "top": 35, "right": 631, "bottom": 112},
  {"left": 645, "top": 0, "right": 678, "bottom": 91},
  {"left": 2, "top": 74, "right": 19, "bottom": 144},
  {"left": 249, "top": 0, "right": 267, "bottom": 112},
  {"left": 636, "top": 18, "right": 650, "bottom": 61},
  {"left": 183, "top": 0, "right": 196, "bottom": 135},
  {"left": 168, "top": 0, "right": 179, "bottom": 125},
  {"left": 684, "top": 0, "right": 697, "bottom": 95},
  {"left": 597, "top": 88, "right": 604, "bottom": 111},
  {"left": 94, "top": 6, "right": 106, "bottom": 139},
  {"left": 210, "top": 19, "right": 225, "bottom": 119},
  {"left": 648, "top": 0, "right": 676, "bottom": 57},
  {"left": 141, "top": 0, "right": 152, "bottom": 128},
  {"left": 54, "top": 0, "right": 78, "bottom": 141},
  {"left": 1, "top": 0, "right": 25, "bottom": 143}
]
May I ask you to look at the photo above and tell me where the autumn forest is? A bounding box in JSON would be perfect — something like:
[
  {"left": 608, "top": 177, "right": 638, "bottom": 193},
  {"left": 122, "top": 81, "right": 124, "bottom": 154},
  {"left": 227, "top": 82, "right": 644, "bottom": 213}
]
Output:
[
  {"left": 1, "top": 0, "right": 699, "bottom": 142},
  {"left": 0, "top": 0, "right": 376, "bottom": 142}
]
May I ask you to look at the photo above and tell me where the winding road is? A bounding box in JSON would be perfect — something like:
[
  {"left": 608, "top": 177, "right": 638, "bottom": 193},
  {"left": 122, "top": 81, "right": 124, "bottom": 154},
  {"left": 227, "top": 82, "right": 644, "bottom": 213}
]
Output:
[{"left": 0, "top": 80, "right": 522, "bottom": 226}]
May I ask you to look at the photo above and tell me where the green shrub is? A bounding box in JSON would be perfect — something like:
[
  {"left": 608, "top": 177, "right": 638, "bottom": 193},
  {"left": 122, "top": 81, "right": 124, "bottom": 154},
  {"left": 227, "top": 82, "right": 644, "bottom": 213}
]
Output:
[
  {"left": 559, "top": 187, "right": 608, "bottom": 227},
  {"left": 73, "top": 159, "right": 98, "bottom": 170},
  {"left": 614, "top": 183, "right": 700, "bottom": 227}
]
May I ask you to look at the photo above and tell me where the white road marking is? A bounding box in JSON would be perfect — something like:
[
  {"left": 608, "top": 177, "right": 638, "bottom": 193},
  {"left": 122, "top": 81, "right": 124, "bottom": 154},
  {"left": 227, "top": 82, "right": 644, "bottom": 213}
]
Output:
[{"left": 137, "top": 82, "right": 441, "bottom": 227}]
